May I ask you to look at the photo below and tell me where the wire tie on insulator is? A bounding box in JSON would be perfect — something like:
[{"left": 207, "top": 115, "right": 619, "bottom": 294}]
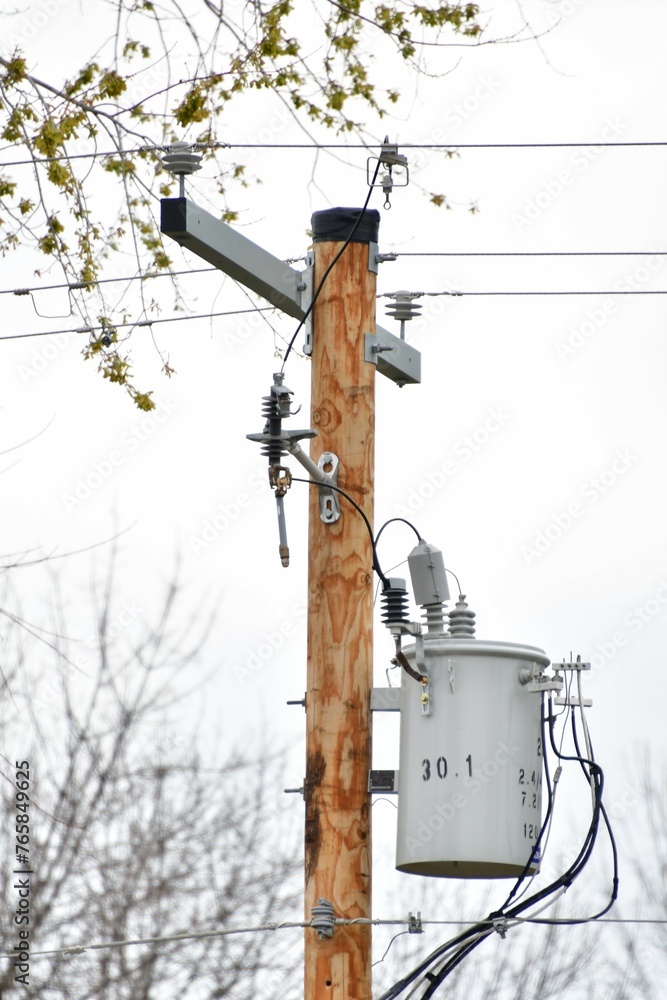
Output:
[{"left": 311, "top": 899, "right": 335, "bottom": 939}]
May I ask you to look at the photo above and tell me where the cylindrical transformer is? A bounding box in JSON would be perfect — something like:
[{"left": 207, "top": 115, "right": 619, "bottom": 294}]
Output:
[{"left": 396, "top": 636, "right": 549, "bottom": 878}]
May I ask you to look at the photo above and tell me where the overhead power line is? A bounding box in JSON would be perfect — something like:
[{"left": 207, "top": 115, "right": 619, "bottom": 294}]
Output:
[
  {"left": 0, "top": 306, "right": 277, "bottom": 341},
  {"left": 3, "top": 914, "right": 665, "bottom": 963},
  {"left": 2, "top": 139, "right": 667, "bottom": 168},
  {"left": 0, "top": 266, "right": 218, "bottom": 297},
  {"left": 5, "top": 286, "right": 667, "bottom": 344},
  {"left": 377, "top": 289, "right": 667, "bottom": 298},
  {"left": 394, "top": 251, "right": 667, "bottom": 257},
  {"left": 2, "top": 253, "right": 664, "bottom": 299}
]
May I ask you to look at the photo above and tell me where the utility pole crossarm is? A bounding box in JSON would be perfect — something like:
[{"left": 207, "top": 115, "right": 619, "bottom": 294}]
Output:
[{"left": 160, "top": 197, "right": 308, "bottom": 320}]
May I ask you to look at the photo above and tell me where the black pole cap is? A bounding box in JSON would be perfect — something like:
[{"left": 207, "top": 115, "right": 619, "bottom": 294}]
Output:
[{"left": 311, "top": 207, "right": 380, "bottom": 245}]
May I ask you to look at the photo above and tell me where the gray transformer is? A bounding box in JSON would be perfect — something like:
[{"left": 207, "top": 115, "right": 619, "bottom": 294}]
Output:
[{"left": 395, "top": 636, "right": 550, "bottom": 879}]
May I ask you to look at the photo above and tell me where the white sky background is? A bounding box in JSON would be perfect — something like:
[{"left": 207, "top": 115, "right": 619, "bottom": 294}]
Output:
[{"left": 2, "top": 0, "right": 667, "bottom": 991}]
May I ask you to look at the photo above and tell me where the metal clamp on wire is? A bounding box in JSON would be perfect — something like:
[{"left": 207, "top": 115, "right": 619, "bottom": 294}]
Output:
[
  {"left": 492, "top": 916, "right": 509, "bottom": 939},
  {"left": 367, "top": 136, "right": 409, "bottom": 209},
  {"left": 311, "top": 899, "right": 336, "bottom": 939}
]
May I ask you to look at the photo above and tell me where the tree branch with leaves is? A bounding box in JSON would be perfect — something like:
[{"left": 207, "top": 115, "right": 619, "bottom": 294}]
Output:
[{"left": 0, "top": 1, "right": 495, "bottom": 407}]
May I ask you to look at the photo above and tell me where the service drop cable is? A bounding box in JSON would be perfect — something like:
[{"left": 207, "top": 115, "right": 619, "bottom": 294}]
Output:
[{"left": 379, "top": 685, "right": 618, "bottom": 999}]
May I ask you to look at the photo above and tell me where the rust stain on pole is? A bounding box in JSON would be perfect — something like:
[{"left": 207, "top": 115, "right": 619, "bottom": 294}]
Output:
[{"left": 304, "top": 211, "right": 378, "bottom": 1000}]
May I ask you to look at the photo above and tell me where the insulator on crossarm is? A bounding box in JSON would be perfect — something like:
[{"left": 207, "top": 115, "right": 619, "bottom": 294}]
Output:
[
  {"left": 161, "top": 141, "right": 203, "bottom": 197},
  {"left": 385, "top": 292, "right": 422, "bottom": 323},
  {"left": 447, "top": 595, "right": 476, "bottom": 638},
  {"left": 385, "top": 291, "right": 422, "bottom": 339},
  {"left": 161, "top": 141, "right": 203, "bottom": 177}
]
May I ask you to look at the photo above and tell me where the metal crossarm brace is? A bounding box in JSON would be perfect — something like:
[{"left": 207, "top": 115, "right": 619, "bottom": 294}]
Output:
[{"left": 160, "top": 197, "right": 310, "bottom": 320}]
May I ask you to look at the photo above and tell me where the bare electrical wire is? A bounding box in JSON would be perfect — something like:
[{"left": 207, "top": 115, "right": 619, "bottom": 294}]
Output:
[
  {"left": 4, "top": 138, "right": 667, "bottom": 169},
  {"left": 3, "top": 914, "right": 663, "bottom": 965},
  {"left": 0, "top": 306, "right": 278, "bottom": 341},
  {"left": 0, "top": 266, "right": 218, "bottom": 297},
  {"left": 378, "top": 289, "right": 667, "bottom": 297},
  {"left": 392, "top": 251, "right": 667, "bottom": 257}
]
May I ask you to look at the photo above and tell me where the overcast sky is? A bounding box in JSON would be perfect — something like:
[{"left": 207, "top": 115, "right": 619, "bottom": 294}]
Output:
[{"left": 2, "top": 0, "right": 666, "bottom": 990}]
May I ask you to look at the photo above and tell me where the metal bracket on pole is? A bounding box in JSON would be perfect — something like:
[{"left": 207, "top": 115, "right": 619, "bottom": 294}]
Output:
[
  {"left": 301, "top": 251, "right": 315, "bottom": 355},
  {"left": 317, "top": 451, "right": 340, "bottom": 523},
  {"left": 160, "top": 197, "right": 309, "bottom": 320},
  {"left": 284, "top": 439, "right": 341, "bottom": 524},
  {"left": 365, "top": 327, "right": 421, "bottom": 386},
  {"left": 367, "top": 769, "right": 399, "bottom": 794},
  {"left": 370, "top": 687, "right": 401, "bottom": 711}
]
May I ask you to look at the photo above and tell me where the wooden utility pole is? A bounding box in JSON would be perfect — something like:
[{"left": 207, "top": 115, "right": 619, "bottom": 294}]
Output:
[
  {"left": 304, "top": 209, "right": 379, "bottom": 1000},
  {"left": 161, "top": 180, "right": 420, "bottom": 999}
]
